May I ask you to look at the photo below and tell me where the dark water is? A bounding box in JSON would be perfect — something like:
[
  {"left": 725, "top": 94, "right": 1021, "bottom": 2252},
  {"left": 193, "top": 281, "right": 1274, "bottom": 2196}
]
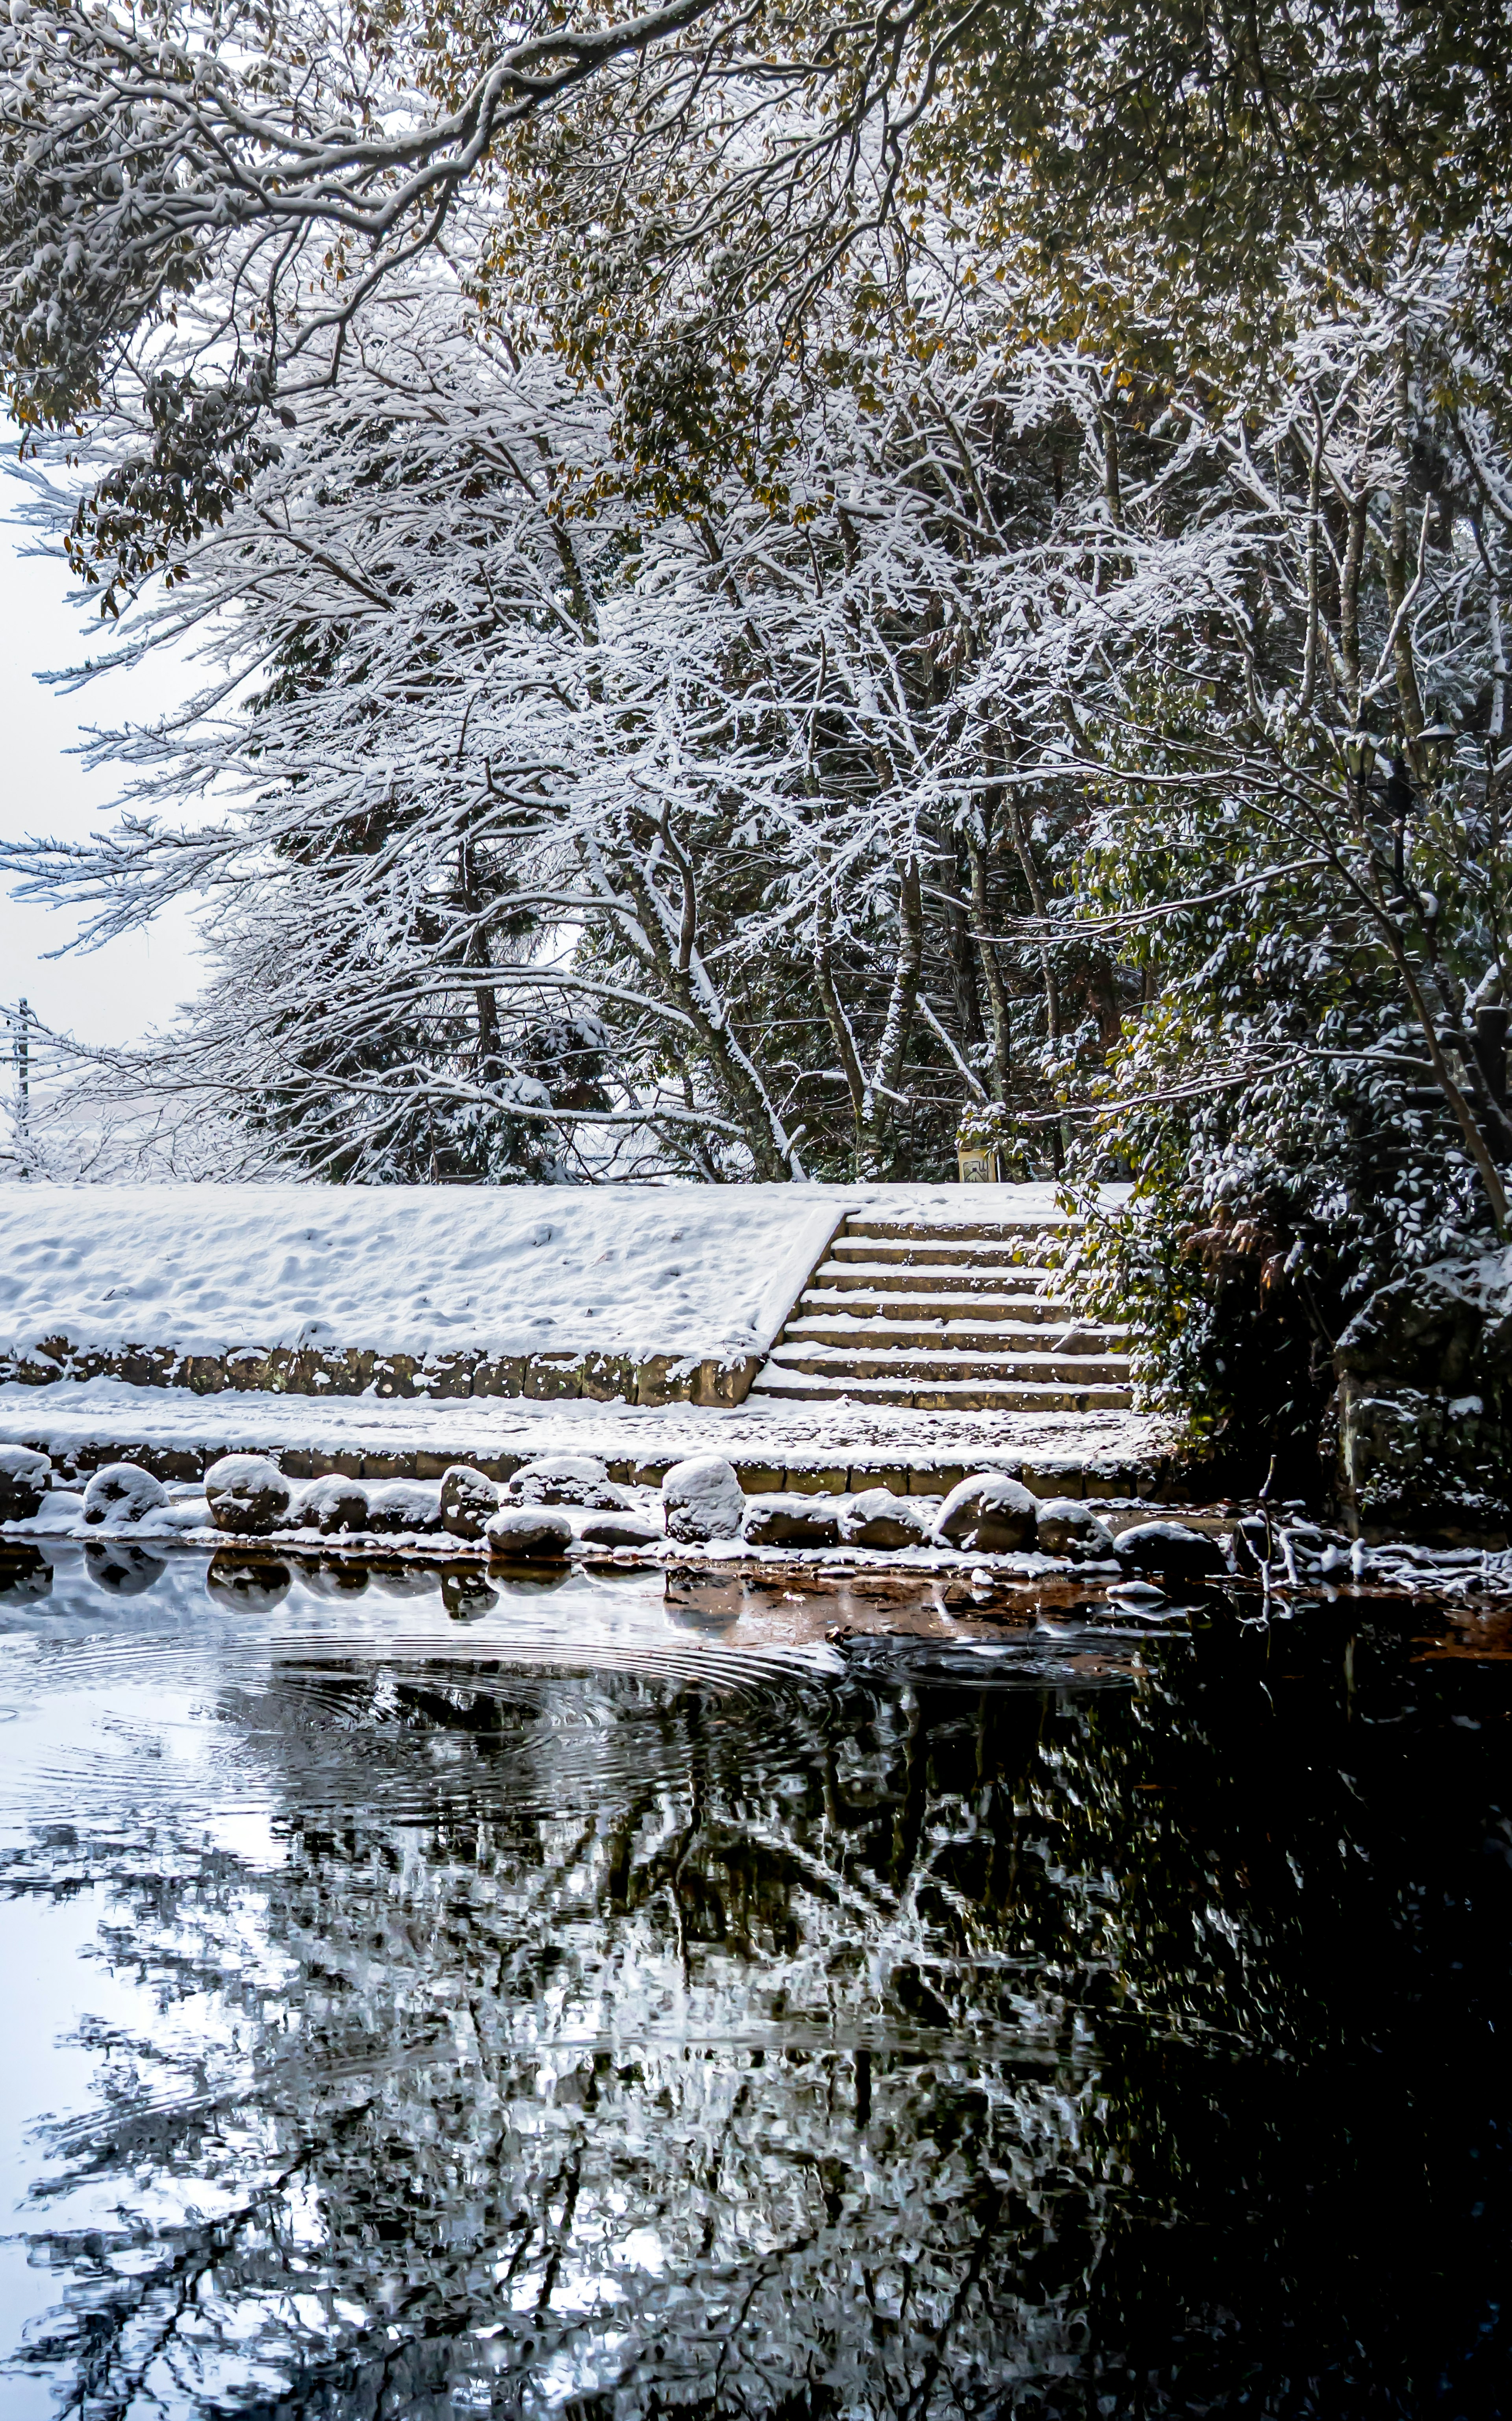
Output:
[{"left": 2, "top": 1544, "right": 1511, "bottom": 2417}]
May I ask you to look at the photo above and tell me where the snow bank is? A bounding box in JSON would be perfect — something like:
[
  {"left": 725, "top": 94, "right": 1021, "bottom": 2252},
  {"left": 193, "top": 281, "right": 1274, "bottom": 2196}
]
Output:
[{"left": 0, "top": 1182, "right": 848, "bottom": 1369}]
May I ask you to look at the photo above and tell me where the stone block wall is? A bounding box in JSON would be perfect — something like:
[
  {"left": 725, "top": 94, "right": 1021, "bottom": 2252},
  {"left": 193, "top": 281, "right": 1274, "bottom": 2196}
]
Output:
[{"left": 0, "top": 1336, "right": 764, "bottom": 1410}]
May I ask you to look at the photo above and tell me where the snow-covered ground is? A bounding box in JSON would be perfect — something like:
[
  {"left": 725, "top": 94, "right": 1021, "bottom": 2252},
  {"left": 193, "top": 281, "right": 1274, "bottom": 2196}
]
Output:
[
  {"left": 1, "top": 1182, "right": 852, "bottom": 1367},
  {"left": 0, "top": 1180, "right": 1093, "bottom": 1370},
  {"left": 0, "top": 1373, "right": 1169, "bottom": 1483}
]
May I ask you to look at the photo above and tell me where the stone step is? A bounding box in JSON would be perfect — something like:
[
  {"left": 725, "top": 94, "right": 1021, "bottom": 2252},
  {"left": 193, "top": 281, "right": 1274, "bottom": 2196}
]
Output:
[
  {"left": 749, "top": 1369, "right": 1134, "bottom": 1411},
  {"left": 814, "top": 1259, "right": 1065, "bottom": 1294},
  {"left": 798, "top": 1286, "right": 1075, "bottom": 1323},
  {"left": 784, "top": 1315, "right": 1126, "bottom": 1355},
  {"left": 766, "top": 1343, "right": 1130, "bottom": 1385},
  {"left": 844, "top": 1217, "right": 1079, "bottom": 1243},
  {"left": 827, "top": 1236, "right": 1068, "bottom": 1271}
]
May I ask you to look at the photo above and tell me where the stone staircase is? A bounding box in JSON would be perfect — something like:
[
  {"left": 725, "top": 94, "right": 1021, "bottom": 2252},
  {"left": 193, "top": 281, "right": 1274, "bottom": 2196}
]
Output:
[{"left": 749, "top": 1209, "right": 1134, "bottom": 1412}]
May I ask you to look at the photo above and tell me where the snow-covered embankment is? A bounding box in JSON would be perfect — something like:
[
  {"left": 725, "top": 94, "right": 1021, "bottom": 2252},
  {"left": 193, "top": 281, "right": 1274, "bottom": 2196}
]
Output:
[{"left": 0, "top": 1183, "right": 848, "bottom": 1406}]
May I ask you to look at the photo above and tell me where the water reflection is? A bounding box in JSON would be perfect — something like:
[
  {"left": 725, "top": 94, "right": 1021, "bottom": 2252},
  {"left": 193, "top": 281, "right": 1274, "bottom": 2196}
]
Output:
[
  {"left": 441, "top": 1565, "right": 500, "bottom": 1623},
  {"left": 204, "top": 1554, "right": 293, "bottom": 1612},
  {"left": 0, "top": 1546, "right": 50, "bottom": 1605},
  {"left": 82, "top": 1542, "right": 167, "bottom": 1597},
  {"left": 1, "top": 1545, "right": 1510, "bottom": 2414}
]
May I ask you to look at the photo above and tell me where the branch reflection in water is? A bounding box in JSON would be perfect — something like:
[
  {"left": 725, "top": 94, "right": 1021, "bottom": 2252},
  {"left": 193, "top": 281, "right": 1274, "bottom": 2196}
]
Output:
[{"left": 1, "top": 1543, "right": 1510, "bottom": 2415}]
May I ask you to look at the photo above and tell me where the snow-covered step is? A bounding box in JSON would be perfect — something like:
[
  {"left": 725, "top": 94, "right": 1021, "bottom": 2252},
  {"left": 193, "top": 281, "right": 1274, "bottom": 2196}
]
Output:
[
  {"left": 803, "top": 1288, "right": 1074, "bottom": 1326},
  {"left": 843, "top": 1221, "right": 1079, "bottom": 1245},
  {"left": 827, "top": 1235, "right": 1067, "bottom": 1269},
  {"left": 782, "top": 1316, "right": 1125, "bottom": 1356},
  {"left": 812, "top": 1260, "right": 1065, "bottom": 1295},
  {"left": 766, "top": 1343, "right": 1129, "bottom": 1384},
  {"left": 749, "top": 1370, "right": 1132, "bottom": 1411}
]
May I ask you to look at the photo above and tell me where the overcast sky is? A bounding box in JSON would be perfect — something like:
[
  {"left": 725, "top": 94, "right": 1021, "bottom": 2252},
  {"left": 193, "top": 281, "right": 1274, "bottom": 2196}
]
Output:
[{"left": 0, "top": 470, "right": 202, "bottom": 1048}]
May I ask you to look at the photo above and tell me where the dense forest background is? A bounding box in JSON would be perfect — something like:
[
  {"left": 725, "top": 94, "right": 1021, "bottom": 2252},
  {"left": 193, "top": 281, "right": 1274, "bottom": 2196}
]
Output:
[{"left": 2, "top": 0, "right": 1511, "bottom": 1459}]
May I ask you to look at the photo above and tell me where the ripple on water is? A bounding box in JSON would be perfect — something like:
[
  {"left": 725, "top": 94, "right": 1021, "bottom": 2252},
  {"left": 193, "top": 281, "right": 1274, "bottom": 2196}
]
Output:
[
  {"left": 0, "top": 1548, "right": 856, "bottom": 1830},
  {"left": 0, "top": 1543, "right": 1171, "bottom": 1837}
]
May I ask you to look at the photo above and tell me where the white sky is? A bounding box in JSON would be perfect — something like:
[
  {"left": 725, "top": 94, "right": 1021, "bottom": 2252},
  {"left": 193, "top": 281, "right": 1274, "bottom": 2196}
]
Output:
[{"left": 0, "top": 475, "right": 202, "bottom": 1048}]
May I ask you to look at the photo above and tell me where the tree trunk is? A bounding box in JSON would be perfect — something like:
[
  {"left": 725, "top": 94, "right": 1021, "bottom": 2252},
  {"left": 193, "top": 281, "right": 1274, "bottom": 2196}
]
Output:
[
  {"left": 860, "top": 855, "right": 923, "bottom": 1175},
  {"left": 945, "top": 868, "right": 987, "bottom": 1058},
  {"left": 1384, "top": 340, "right": 1426, "bottom": 742},
  {"left": 964, "top": 833, "right": 1012, "bottom": 1100},
  {"left": 1005, "top": 799, "right": 1061, "bottom": 1045},
  {"left": 1340, "top": 489, "right": 1367, "bottom": 723},
  {"left": 813, "top": 884, "right": 868, "bottom": 1170}
]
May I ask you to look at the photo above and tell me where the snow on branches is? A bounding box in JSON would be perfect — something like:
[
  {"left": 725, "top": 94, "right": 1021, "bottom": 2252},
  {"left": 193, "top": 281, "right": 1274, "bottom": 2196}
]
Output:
[{"left": 5, "top": 28, "right": 1512, "bottom": 1469}]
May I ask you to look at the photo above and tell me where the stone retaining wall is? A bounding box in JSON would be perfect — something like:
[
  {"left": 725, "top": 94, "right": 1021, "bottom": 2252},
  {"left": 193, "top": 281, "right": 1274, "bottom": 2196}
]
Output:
[
  {"left": 1, "top": 1338, "right": 763, "bottom": 1408},
  {"left": 13, "top": 1428, "right": 1169, "bottom": 1501}
]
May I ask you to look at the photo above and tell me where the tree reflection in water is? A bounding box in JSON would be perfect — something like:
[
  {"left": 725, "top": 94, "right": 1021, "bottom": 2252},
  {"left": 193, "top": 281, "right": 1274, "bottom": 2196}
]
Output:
[{"left": 5, "top": 1595, "right": 1512, "bottom": 2416}]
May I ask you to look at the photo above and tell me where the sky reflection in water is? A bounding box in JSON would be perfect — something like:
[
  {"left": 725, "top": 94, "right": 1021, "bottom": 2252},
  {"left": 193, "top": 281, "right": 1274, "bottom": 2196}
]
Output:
[{"left": 2, "top": 1541, "right": 1510, "bottom": 2417}]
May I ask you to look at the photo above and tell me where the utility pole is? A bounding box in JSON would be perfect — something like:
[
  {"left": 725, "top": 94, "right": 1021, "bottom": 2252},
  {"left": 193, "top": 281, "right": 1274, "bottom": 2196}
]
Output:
[{"left": 9, "top": 998, "right": 29, "bottom": 1178}]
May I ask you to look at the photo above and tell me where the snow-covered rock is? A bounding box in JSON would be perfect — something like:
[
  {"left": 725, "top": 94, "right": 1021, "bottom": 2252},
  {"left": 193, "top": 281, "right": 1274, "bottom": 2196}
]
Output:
[
  {"left": 21, "top": 1487, "right": 84, "bottom": 1534},
  {"left": 1035, "top": 1498, "right": 1117, "bottom": 1558},
  {"left": 506, "top": 1454, "right": 626, "bottom": 1509},
  {"left": 1336, "top": 1245, "right": 1512, "bottom": 1392},
  {"left": 205, "top": 1453, "right": 292, "bottom": 1536},
  {"left": 365, "top": 1479, "right": 443, "bottom": 1535},
  {"left": 839, "top": 1489, "right": 934, "bottom": 1550},
  {"left": 0, "top": 1443, "right": 50, "bottom": 1523},
  {"left": 934, "top": 1473, "right": 1037, "bottom": 1553},
  {"left": 440, "top": 1464, "right": 500, "bottom": 1540},
  {"left": 161, "top": 1495, "right": 212, "bottom": 1531},
  {"left": 1114, "top": 1520, "right": 1225, "bottom": 1583},
  {"left": 1108, "top": 1578, "right": 1169, "bottom": 1607},
  {"left": 484, "top": 1505, "right": 574, "bottom": 1559},
  {"left": 295, "top": 1475, "right": 371, "bottom": 1535},
  {"left": 577, "top": 1512, "right": 662, "bottom": 1549},
  {"left": 742, "top": 1495, "right": 841, "bottom": 1549},
  {"left": 80, "top": 1462, "right": 169, "bottom": 1527},
  {"left": 662, "top": 1455, "right": 745, "bottom": 1544}
]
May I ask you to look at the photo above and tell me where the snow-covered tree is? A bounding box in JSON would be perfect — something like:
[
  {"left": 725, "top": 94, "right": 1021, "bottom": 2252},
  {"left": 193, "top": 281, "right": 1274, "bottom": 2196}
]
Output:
[
  {"left": 1014, "top": 232, "right": 1512, "bottom": 1460},
  {"left": 7, "top": 0, "right": 1512, "bottom": 1459}
]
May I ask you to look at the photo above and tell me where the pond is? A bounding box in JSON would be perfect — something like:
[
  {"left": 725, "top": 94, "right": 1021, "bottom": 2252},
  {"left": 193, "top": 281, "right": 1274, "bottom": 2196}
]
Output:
[{"left": 1, "top": 1543, "right": 1510, "bottom": 2416}]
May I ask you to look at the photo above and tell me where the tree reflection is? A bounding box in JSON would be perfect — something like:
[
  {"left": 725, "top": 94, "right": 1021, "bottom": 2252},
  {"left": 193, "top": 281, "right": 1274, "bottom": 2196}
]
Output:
[
  {"left": 0, "top": 1545, "right": 51, "bottom": 1604},
  {"left": 6, "top": 1607, "right": 1512, "bottom": 2414}
]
